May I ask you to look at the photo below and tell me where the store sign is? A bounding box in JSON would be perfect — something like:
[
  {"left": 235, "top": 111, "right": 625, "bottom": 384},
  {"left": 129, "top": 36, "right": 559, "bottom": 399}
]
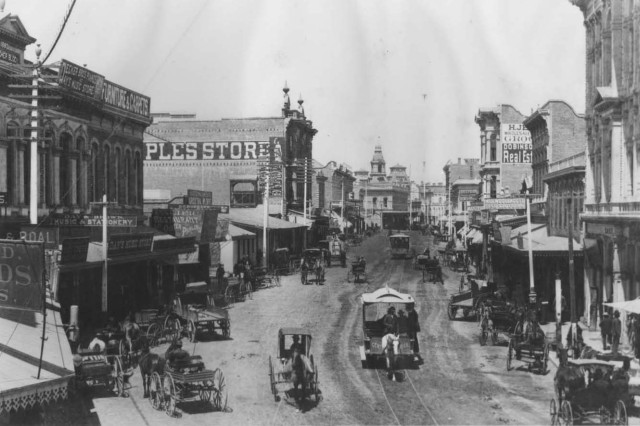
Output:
[
  {"left": 0, "top": 42, "right": 19, "bottom": 65},
  {"left": 151, "top": 208, "right": 206, "bottom": 240},
  {"left": 483, "top": 198, "right": 526, "bottom": 210},
  {"left": 0, "top": 240, "right": 44, "bottom": 312},
  {"left": 586, "top": 222, "right": 621, "bottom": 237},
  {"left": 60, "top": 237, "right": 90, "bottom": 264},
  {"left": 18, "top": 226, "right": 59, "bottom": 249},
  {"left": 108, "top": 233, "right": 154, "bottom": 256},
  {"left": 501, "top": 124, "right": 532, "bottom": 163},
  {"left": 58, "top": 59, "right": 105, "bottom": 100},
  {"left": 84, "top": 215, "right": 137, "bottom": 227},
  {"left": 152, "top": 236, "right": 196, "bottom": 252},
  {"left": 0, "top": 192, "right": 7, "bottom": 205},
  {"left": 185, "top": 189, "right": 212, "bottom": 206},
  {"left": 43, "top": 214, "right": 86, "bottom": 226},
  {"left": 102, "top": 80, "right": 150, "bottom": 119},
  {"left": 145, "top": 140, "right": 276, "bottom": 161},
  {"left": 458, "top": 189, "right": 479, "bottom": 202}
]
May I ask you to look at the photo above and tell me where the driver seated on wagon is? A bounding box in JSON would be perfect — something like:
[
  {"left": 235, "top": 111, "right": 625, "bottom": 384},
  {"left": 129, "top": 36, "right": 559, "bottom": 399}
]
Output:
[
  {"left": 517, "top": 311, "right": 545, "bottom": 360},
  {"left": 166, "top": 339, "right": 191, "bottom": 370},
  {"left": 289, "top": 335, "right": 303, "bottom": 357}
]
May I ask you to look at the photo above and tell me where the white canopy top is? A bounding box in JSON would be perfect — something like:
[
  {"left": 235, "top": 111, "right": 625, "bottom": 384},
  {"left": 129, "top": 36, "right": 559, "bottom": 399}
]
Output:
[
  {"left": 604, "top": 298, "right": 640, "bottom": 315},
  {"left": 361, "top": 285, "right": 415, "bottom": 304}
]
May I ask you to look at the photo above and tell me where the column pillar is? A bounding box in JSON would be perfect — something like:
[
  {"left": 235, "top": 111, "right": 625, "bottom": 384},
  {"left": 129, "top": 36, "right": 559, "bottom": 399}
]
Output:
[
  {"left": 69, "top": 157, "right": 77, "bottom": 206},
  {"left": 0, "top": 142, "right": 7, "bottom": 193},
  {"left": 16, "top": 144, "right": 24, "bottom": 205},
  {"left": 611, "top": 120, "right": 624, "bottom": 203},
  {"left": 52, "top": 150, "right": 60, "bottom": 205}
]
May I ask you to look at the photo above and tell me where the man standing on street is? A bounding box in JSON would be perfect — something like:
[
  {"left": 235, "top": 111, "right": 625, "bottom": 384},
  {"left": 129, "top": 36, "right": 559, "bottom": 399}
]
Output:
[
  {"left": 612, "top": 310, "right": 622, "bottom": 355},
  {"left": 406, "top": 304, "right": 421, "bottom": 362},
  {"left": 599, "top": 311, "right": 612, "bottom": 351}
]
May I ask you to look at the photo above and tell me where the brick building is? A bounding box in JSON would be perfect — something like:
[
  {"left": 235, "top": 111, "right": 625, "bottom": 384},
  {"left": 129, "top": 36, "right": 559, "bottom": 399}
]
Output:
[
  {"left": 571, "top": 0, "right": 640, "bottom": 331},
  {"left": 523, "top": 100, "right": 586, "bottom": 213},
  {"left": 475, "top": 105, "right": 532, "bottom": 199},
  {"left": 143, "top": 87, "right": 317, "bottom": 214}
]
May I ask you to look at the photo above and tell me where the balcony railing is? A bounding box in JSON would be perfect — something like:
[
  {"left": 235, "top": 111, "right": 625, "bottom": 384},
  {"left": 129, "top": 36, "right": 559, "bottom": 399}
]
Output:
[{"left": 548, "top": 152, "right": 586, "bottom": 173}]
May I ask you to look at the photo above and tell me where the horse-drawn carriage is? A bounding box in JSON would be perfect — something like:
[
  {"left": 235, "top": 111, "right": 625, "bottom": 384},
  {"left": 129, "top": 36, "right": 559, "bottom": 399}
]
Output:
[
  {"left": 479, "top": 301, "right": 519, "bottom": 346},
  {"left": 446, "top": 247, "right": 469, "bottom": 272},
  {"left": 359, "top": 286, "right": 416, "bottom": 369},
  {"left": 148, "top": 348, "right": 227, "bottom": 417},
  {"left": 300, "top": 248, "right": 326, "bottom": 285},
  {"left": 414, "top": 255, "right": 443, "bottom": 283},
  {"left": 447, "top": 280, "right": 493, "bottom": 320},
  {"left": 318, "top": 237, "right": 346, "bottom": 267},
  {"left": 137, "top": 308, "right": 182, "bottom": 348},
  {"left": 268, "top": 328, "right": 320, "bottom": 405},
  {"left": 271, "top": 248, "right": 292, "bottom": 275},
  {"left": 172, "top": 283, "right": 231, "bottom": 341},
  {"left": 347, "top": 257, "right": 367, "bottom": 283},
  {"left": 551, "top": 357, "right": 630, "bottom": 425},
  {"left": 506, "top": 317, "right": 550, "bottom": 375},
  {"left": 73, "top": 347, "right": 127, "bottom": 397}
]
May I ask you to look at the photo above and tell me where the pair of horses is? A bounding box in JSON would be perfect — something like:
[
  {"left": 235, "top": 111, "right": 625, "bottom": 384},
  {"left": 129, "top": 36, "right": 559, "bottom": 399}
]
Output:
[{"left": 301, "top": 258, "right": 325, "bottom": 284}]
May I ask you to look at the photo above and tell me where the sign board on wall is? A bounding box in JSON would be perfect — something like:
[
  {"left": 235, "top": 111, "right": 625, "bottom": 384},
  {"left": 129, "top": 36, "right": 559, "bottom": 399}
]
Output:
[
  {"left": 585, "top": 222, "right": 621, "bottom": 238},
  {"left": 185, "top": 189, "right": 212, "bottom": 206},
  {"left": 108, "top": 233, "right": 154, "bottom": 256},
  {"left": 0, "top": 240, "right": 44, "bottom": 312},
  {"left": 151, "top": 208, "right": 213, "bottom": 241},
  {"left": 58, "top": 59, "right": 105, "bottom": 100},
  {"left": 0, "top": 41, "right": 20, "bottom": 65},
  {"left": 483, "top": 198, "right": 526, "bottom": 210},
  {"left": 60, "top": 237, "right": 90, "bottom": 264},
  {"left": 102, "top": 80, "right": 151, "bottom": 119},
  {"left": 457, "top": 189, "right": 479, "bottom": 202},
  {"left": 501, "top": 124, "right": 532, "bottom": 163},
  {"left": 145, "top": 140, "right": 275, "bottom": 161}
]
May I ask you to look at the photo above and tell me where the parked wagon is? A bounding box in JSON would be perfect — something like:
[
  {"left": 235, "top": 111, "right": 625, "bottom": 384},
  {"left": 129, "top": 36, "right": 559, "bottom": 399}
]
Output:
[
  {"left": 268, "top": 328, "right": 320, "bottom": 405},
  {"left": 251, "top": 266, "right": 281, "bottom": 289},
  {"left": 142, "top": 308, "right": 182, "bottom": 348},
  {"left": 271, "top": 248, "right": 292, "bottom": 275},
  {"left": 347, "top": 257, "right": 367, "bottom": 283},
  {"left": 551, "top": 358, "right": 630, "bottom": 425},
  {"left": 73, "top": 347, "right": 126, "bottom": 397},
  {"left": 172, "top": 283, "right": 231, "bottom": 342},
  {"left": 150, "top": 355, "right": 227, "bottom": 417},
  {"left": 479, "top": 301, "right": 519, "bottom": 346},
  {"left": 506, "top": 319, "right": 550, "bottom": 375},
  {"left": 414, "top": 255, "right": 442, "bottom": 283},
  {"left": 447, "top": 283, "right": 493, "bottom": 320}
]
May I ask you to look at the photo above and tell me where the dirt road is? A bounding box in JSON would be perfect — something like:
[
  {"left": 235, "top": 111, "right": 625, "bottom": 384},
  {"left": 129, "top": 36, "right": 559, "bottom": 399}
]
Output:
[{"left": 94, "top": 231, "right": 555, "bottom": 425}]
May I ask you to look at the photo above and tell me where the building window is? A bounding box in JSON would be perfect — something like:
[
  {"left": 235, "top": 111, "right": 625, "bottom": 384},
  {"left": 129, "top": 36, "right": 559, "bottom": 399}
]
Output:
[
  {"left": 490, "top": 176, "right": 497, "bottom": 198},
  {"left": 230, "top": 180, "right": 258, "bottom": 208},
  {"left": 383, "top": 197, "right": 388, "bottom": 208},
  {"left": 490, "top": 134, "right": 497, "bottom": 162}
]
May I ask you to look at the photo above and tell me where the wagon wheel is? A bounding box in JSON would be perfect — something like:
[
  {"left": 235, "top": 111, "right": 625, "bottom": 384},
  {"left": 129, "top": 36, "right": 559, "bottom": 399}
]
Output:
[
  {"left": 559, "top": 400, "right": 573, "bottom": 425},
  {"left": 163, "top": 373, "right": 176, "bottom": 417},
  {"left": 614, "top": 400, "right": 628, "bottom": 426},
  {"left": 112, "top": 356, "right": 125, "bottom": 397},
  {"left": 447, "top": 302, "right": 457, "bottom": 320},
  {"left": 224, "top": 285, "right": 235, "bottom": 307},
  {"left": 119, "top": 339, "right": 129, "bottom": 362},
  {"left": 221, "top": 319, "right": 231, "bottom": 339},
  {"left": 150, "top": 372, "right": 163, "bottom": 410},
  {"left": 211, "top": 368, "right": 227, "bottom": 411},
  {"left": 146, "top": 323, "right": 161, "bottom": 347},
  {"left": 506, "top": 339, "right": 514, "bottom": 371},
  {"left": 199, "top": 385, "right": 212, "bottom": 404},
  {"left": 269, "top": 356, "right": 278, "bottom": 402},
  {"left": 479, "top": 319, "right": 488, "bottom": 346},
  {"left": 549, "top": 398, "right": 558, "bottom": 426},
  {"left": 600, "top": 407, "right": 611, "bottom": 425},
  {"left": 187, "top": 320, "right": 196, "bottom": 343},
  {"left": 164, "top": 317, "right": 180, "bottom": 343},
  {"left": 245, "top": 282, "right": 253, "bottom": 300},
  {"left": 313, "top": 363, "right": 320, "bottom": 402}
]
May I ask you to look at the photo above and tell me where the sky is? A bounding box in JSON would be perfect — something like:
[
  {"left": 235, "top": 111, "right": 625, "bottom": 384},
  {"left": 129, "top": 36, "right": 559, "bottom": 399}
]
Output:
[{"left": 9, "top": 0, "right": 586, "bottom": 183}]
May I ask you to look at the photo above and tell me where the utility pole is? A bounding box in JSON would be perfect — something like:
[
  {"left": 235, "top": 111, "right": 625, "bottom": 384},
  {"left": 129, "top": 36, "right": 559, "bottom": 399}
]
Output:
[
  {"left": 567, "top": 198, "right": 577, "bottom": 345},
  {"left": 526, "top": 191, "right": 535, "bottom": 305},
  {"left": 341, "top": 179, "right": 345, "bottom": 233},
  {"left": 448, "top": 178, "right": 452, "bottom": 240},
  {"left": 303, "top": 158, "right": 308, "bottom": 248},
  {"left": 263, "top": 173, "right": 269, "bottom": 268},
  {"left": 29, "top": 46, "right": 41, "bottom": 225}
]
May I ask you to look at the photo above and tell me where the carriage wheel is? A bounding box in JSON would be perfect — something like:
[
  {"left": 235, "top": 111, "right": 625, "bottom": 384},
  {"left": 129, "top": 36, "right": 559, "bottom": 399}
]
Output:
[
  {"left": 560, "top": 400, "right": 573, "bottom": 425},
  {"left": 224, "top": 286, "right": 235, "bottom": 307},
  {"left": 549, "top": 398, "right": 558, "bottom": 426},
  {"left": 245, "top": 282, "right": 253, "bottom": 300},
  {"left": 614, "top": 400, "right": 628, "bottom": 426},
  {"left": 447, "top": 303, "right": 457, "bottom": 320},
  {"left": 187, "top": 320, "right": 196, "bottom": 343},
  {"left": 269, "top": 356, "right": 278, "bottom": 402},
  {"left": 112, "top": 356, "right": 125, "bottom": 397},
  {"left": 199, "top": 386, "right": 212, "bottom": 403},
  {"left": 507, "top": 339, "right": 514, "bottom": 371},
  {"left": 163, "top": 373, "right": 176, "bottom": 417},
  {"left": 150, "top": 372, "right": 163, "bottom": 410},
  {"left": 146, "top": 323, "right": 161, "bottom": 347},
  {"left": 211, "top": 368, "right": 227, "bottom": 411}
]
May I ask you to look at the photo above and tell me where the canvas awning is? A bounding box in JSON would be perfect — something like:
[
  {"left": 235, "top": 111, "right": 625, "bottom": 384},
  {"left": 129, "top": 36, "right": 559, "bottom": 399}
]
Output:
[
  {"left": 604, "top": 298, "right": 640, "bottom": 315},
  {"left": 0, "top": 297, "right": 75, "bottom": 414},
  {"left": 502, "top": 224, "right": 583, "bottom": 256},
  {"left": 361, "top": 285, "right": 414, "bottom": 304}
]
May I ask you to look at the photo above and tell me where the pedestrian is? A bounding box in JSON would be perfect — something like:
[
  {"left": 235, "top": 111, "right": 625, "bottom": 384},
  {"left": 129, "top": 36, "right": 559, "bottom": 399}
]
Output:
[
  {"left": 612, "top": 310, "right": 622, "bottom": 355},
  {"left": 397, "top": 310, "right": 408, "bottom": 334},
  {"left": 216, "top": 263, "right": 225, "bottom": 284},
  {"left": 406, "top": 304, "right": 421, "bottom": 361},
  {"left": 599, "top": 311, "right": 612, "bottom": 351}
]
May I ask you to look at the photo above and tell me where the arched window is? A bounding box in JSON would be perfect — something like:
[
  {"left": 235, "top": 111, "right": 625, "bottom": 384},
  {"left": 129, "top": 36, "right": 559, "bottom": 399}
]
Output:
[
  {"left": 89, "top": 142, "right": 100, "bottom": 202},
  {"left": 133, "top": 151, "right": 142, "bottom": 205},
  {"left": 5, "top": 122, "right": 19, "bottom": 204},
  {"left": 76, "top": 137, "right": 85, "bottom": 206},
  {"left": 115, "top": 147, "right": 123, "bottom": 204},
  {"left": 124, "top": 150, "right": 131, "bottom": 205},
  {"left": 40, "top": 129, "right": 54, "bottom": 206},
  {"left": 59, "top": 133, "right": 73, "bottom": 206}
]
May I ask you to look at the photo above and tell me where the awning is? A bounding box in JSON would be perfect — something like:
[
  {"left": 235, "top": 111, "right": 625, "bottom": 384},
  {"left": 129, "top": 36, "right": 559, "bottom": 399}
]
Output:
[
  {"left": 228, "top": 223, "right": 256, "bottom": 240},
  {"left": 604, "top": 298, "right": 640, "bottom": 315},
  {"left": 0, "top": 297, "right": 75, "bottom": 414},
  {"left": 502, "top": 224, "right": 583, "bottom": 256},
  {"left": 361, "top": 285, "right": 414, "bottom": 304}
]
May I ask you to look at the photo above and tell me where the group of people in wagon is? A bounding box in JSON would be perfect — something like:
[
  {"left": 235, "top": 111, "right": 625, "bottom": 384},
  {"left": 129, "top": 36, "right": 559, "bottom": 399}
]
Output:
[{"left": 379, "top": 304, "right": 421, "bottom": 380}]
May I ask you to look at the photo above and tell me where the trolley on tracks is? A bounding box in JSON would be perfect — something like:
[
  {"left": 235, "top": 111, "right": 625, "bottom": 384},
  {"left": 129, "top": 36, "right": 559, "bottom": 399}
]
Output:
[
  {"left": 389, "top": 233, "right": 411, "bottom": 259},
  {"left": 268, "top": 328, "right": 320, "bottom": 405},
  {"left": 172, "top": 282, "right": 231, "bottom": 342},
  {"left": 359, "top": 286, "right": 416, "bottom": 368},
  {"left": 551, "top": 358, "right": 630, "bottom": 425}
]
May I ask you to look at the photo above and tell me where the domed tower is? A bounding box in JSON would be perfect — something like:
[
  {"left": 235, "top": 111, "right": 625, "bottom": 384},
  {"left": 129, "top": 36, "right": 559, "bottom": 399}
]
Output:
[{"left": 370, "top": 145, "right": 386, "bottom": 181}]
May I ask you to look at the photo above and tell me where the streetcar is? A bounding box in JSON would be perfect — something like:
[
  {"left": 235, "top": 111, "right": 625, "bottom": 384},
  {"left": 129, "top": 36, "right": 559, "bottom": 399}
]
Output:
[{"left": 389, "top": 233, "right": 411, "bottom": 259}]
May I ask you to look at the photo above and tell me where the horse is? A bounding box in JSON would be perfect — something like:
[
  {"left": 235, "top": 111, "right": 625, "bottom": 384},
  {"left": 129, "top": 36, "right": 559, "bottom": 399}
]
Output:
[
  {"left": 313, "top": 258, "right": 325, "bottom": 284},
  {"left": 138, "top": 339, "right": 182, "bottom": 398},
  {"left": 554, "top": 348, "right": 584, "bottom": 401},
  {"left": 382, "top": 333, "right": 400, "bottom": 381},
  {"left": 285, "top": 349, "right": 314, "bottom": 408}
]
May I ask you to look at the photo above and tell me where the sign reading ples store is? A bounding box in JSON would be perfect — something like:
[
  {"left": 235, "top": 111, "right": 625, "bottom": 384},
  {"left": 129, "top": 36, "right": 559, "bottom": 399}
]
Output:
[
  {"left": 145, "top": 140, "right": 277, "bottom": 161},
  {"left": 501, "top": 124, "right": 532, "bottom": 164},
  {"left": 0, "top": 240, "right": 44, "bottom": 312}
]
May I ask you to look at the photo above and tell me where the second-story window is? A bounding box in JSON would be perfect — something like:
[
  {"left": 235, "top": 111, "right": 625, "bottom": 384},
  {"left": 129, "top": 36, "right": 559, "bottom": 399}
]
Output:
[{"left": 490, "top": 134, "right": 497, "bottom": 162}]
